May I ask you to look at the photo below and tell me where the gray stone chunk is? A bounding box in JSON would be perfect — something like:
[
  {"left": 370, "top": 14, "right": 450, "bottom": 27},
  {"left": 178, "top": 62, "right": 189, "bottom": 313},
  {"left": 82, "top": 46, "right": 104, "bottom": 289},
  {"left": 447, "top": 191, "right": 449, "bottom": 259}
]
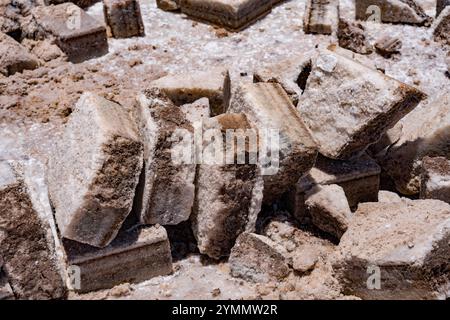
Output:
[
  {"left": 0, "top": 32, "right": 39, "bottom": 76},
  {"left": 298, "top": 49, "right": 426, "bottom": 159},
  {"left": 303, "top": 0, "right": 339, "bottom": 35},
  {"left": 103, "top": 0, "right": 145, "bottom": 39},
  {"left": 420, "top": 156, "right": 450, "bottom": 203},
  {"left": 333, "top": 199, "right": 450, "bottom": 299},
  {"left": 150, "top": 68, "right": 231, "bottom": 116},
  {"left": 30, "top": 3, "right": 108, "bottom": 63},
  {"left": 355, "top": 0, "right": 431, "bottom": 25},
  {"left": 180, "top": 0, "right": 274, "bottom": 31},
  {"left": 48, "top": 92, "right": 143, "bottom": 248},
  {"left": 63, "top": 225, "right": 173, "bottom": 293},
  {"left": 229, "top": 232, "right": 290, "bottom": 282},
  {"left": 134, "top": 88, "right": 196, "bottom": 226},
  {"left": 191, "top": 113, "right": 264, "bottom": 259},
  {"left": 0, "top": 160, "right": 67, "bottom": 299},
  {"left": 229, "top": 82, "right": 318, "bottom": 203},
  {"left": 305, "top": 184, "right": 353, "bottom": 239}
]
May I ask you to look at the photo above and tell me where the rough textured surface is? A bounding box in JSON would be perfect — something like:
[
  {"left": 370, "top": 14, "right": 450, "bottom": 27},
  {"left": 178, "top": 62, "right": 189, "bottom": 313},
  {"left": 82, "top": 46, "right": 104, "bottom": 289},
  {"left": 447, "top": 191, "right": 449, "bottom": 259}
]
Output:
[
  {"left": 374, "top": 35, "right": 402, "bottom": 58},
  {"left": 229, "top": 232, "right": 290, "bottom": 282},
  {"left": 355, "top": 0, "right": 431, "bottom": 25},
  {"left": 338, "top": 19, "right": 372, "bottom": 55},
  {"left": 0, "top": 271, "right": 14, "bottom": 300},
  {"left": 150, "top": 68, "right": 231, "bottom": 116},
  {"left": 378, "top": 190, "right": 402, "bottom": 202},
  {"left": 157, "top": 0, "right": 180, "bottom": 11},
  {"left": 376, "top": 94, "right": 450, "bottom": 195},
  {"left": 63, "top": 225, "right": 173, "bottom": 293},
  {"left": 134, "top": 88, "right": 196, "bottom": 226},
  {"left": 433, "top": 6, "right": 450, "bottom": 47},
  {"left": 191, "top": 113, "right": 264, "bottom": 259},
  {"left": 298, "top": 49, "right": 426, "bottom": 159},
  {"left": 303, "top": 0, "right": 339, "bottom": 35},
  {"left": 180, "top": 0, "right": 275, "bottom": 31},
  {"left": 28, "top": 3, "right": 108, "bottom": 62},
  {"left": 103, "top": 0, "right": 145, "bottom": 39},
  {"left": 305, "top": 184, "right": 353, "bottom": 239},
  {"left": 0, "top": 160, "right": 67, "bottom": 299},
  {"left": 229, "top": 82, "right": 317, "bottom": 203},
  {"left": 333, "top": 199, "right": 450, "bottom": 300},
  {"left": 437, "top": 0, "right": 450, "bottom": 16},
  {"left": 48, "top": 92, "right": 143, "bottom": 247},
  {"left": 420, "top": 156, "right": 450, "bottom": 203},
  {"left": 0, "top": 31, "right": 39, "bottom": 76}
]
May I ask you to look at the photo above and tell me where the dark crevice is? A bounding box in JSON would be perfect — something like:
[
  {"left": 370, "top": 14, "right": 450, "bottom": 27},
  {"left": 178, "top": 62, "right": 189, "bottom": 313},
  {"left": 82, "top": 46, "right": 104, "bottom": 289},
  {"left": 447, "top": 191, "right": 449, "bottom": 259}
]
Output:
[{"left": 296, "top": 61, "right": 312, "bottom": 94}]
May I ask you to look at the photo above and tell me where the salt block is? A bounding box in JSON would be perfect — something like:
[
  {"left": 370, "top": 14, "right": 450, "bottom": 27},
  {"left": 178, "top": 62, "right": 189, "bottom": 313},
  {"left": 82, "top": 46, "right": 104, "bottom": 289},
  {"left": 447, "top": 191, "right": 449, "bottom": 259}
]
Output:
[
  {"left": 337, "top": 19, "right": 372, "bottom": 55},
  {"left": 180, "top": 0, "right": 274, "bottom": 31},
  {"left": 150, "top": 68, "right": 231, "bottom": 116},
  {"left": 156, "top": 0, "right": 180, "bottom": 11},
  {"left": 229, "top": 82, "right": 317, "bottom": 203},
  {"left": 191, "top": 113, "right": 264, "bottom": 259},
  {"left": 229, "top": 232, "right": 290, "bottom": 283},
  {"left": 0, "top": 161, "right": 67, "bottom": 299},
  {"left": 303, "top": 0, "right": 339, "bottom": 35},
  {"left": 420, "top": 157, "right": 450, "bottom": 203},
  {"left": 103, "top": 0, "right": 145, "bottom": 39},
  {"left": 48, "top": 93, "right": 143, "bottom": 248},
  {"left": 378, "top": 190, "right": 402, "bottom": 203},
  {"left": 333, "top": 199, "right": 450, "bottom": 299},
  {"left": 134, "top": 88, "right": 196, "bottom": 226},
  {"left": 0, "top": 32, "right": 39, "bottom": 76},
  {"left": 63, "top": 225, "right": 173, "bottom": 293},
  {"left": 432, "top": 6, "right": 450, "bottom": 46},
  {"left": 355, "top": 0, "right": 431, "bottom": 25},
  {"left": 30, "top": 3, "right": 108, "bottom": 63},
  {"left": 180, "top": 97, "right": 211, "bottom": 124},
  {"left": 305, "top": 184, "right": 353, "bottom": 239},
  {"left": 298, "top": 49, "right": 426, "bottom": 159}
]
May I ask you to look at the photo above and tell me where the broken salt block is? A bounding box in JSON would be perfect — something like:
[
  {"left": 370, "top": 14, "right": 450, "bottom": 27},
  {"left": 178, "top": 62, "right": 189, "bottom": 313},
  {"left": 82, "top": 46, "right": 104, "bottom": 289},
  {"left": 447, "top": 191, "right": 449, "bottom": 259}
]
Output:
[
  {"left": 337, "top": 19, "right": 372, "bottom": 55},
  {"left": 134, "top": 88, "right": 196, "bottom": 226},
  {"left": 378, "top": 190, "right": 402, "bottom": 202},
  {"left": 191, "top": 113, "right": 264, "bottom": 259},
  {"left": 0, "top": 32, "right": 39, "bottom": 76},
  {"left": 432, "top": 6, "right": 450, "bottom": 46},
  {"left": 0, "top": 161, "right": 67, "bottom": 300},
  {"left": 48, "top": 93, "right": 143, "bottom": 248},
  {"left": 253, "top": 53, "right": 313, "bottom": 106},
  {"left": 333, "top": 199, "right": 450, "bottom": 299},
  {"left": 180, "top": 0, "right": 274, "bottom": 31},
  {"left": 103, "top": 0, "right": 145, "bottom": 39},
  {"left": 63, "top": 225, "right": 173, "bottom": 293},
  {"left": 305, "top": 184, "right": 353, "bottom": 239},
  {"left": 297, "top": 49, "right": 426, "bottom": 160},
  {"left": 229, "top": 232, "right": 290, "bottom": 283},
  {"left": 374, "top": 35, "right": 402, "bottom": 58},
  {"left": 355, "top": 0, "right": 431, "bottom": 25},
  {"left": 286, "top": 154, "right": 380, "bottom": 220},
  {"left": 229, "top": 82, "right": 318, "bottom": 203},
  {"left": 377, "top": 94, "right": 450, "bottom": 195},
  {"left": 303, "top": 0, "right": 339, "bottom": 35},
  {"left": 150, "top": 68, "right": 231, "bottom": 116},
  {"left": 180, "top": 97, "right": 211, "bottom": 124},
  {"left": 420, "top": 157, "right": 450, "bottom": 203},
  {"left": 156, "top": 0, "right": 180, "bottom": 11},
  {"left": 437, "top": 0, "right": 450, "bottom": 16},
  {"left": 29, "top": 3, "right": 108, "bottom": 63}
]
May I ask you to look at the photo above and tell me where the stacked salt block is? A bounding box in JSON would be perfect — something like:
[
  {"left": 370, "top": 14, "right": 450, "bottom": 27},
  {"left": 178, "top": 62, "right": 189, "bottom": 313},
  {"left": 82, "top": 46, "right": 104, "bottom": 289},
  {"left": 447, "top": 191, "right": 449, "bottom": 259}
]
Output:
[
  {"left": 48, "top": 93, "right": 144, "bottom": 248},
  {"left": 332, "top": 199, "right": 450, "bottom": 299},
  {"left": 0, "top": 161, "right": 67, "bottom": 299},
  {"left": 191, "top": 113, "right": 264, "bottom": 259},
  {"left": 134, "top": 88, "right": 196, "bottom": 226},
  {"left": 180, "top": 0, "right": 274, "bottom": 31},
  {"left": 0, "top": 32, "right": 39, "bottom": 76},
  {"left": 355, "top": 0, "right": 431, "bottom": 25},
  {"left": 29, "top": 3, "right": 108, "bottom": 63},
  {"left": 303, "top": 0, "right": 339, "bottom": 35},
  {"left": 150, "top": 68, "right": 231, "bottom": 116},
  {"left": 420, "top": 157, "right": 450, "bottom": 203},
  {"left": 297, "top": 49, "right": 426, "bottom": 159},
  {"left": 229, "top": 232, "right": 290, "bottom": 283},
  {"left": 63, "top": 225, "right": 172, "bottom": 293},
  {"left": 376, "top": 94, "right": 449, "bottom": 195},
  {"left": 103, "top": 0, "right": 145, "bottom": 38},
  {"left": 229, "top": 82, "right": 318, "bottom": 203},
  {"left": 432, "top": 6, "right": 450, "bottom": 46}
]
